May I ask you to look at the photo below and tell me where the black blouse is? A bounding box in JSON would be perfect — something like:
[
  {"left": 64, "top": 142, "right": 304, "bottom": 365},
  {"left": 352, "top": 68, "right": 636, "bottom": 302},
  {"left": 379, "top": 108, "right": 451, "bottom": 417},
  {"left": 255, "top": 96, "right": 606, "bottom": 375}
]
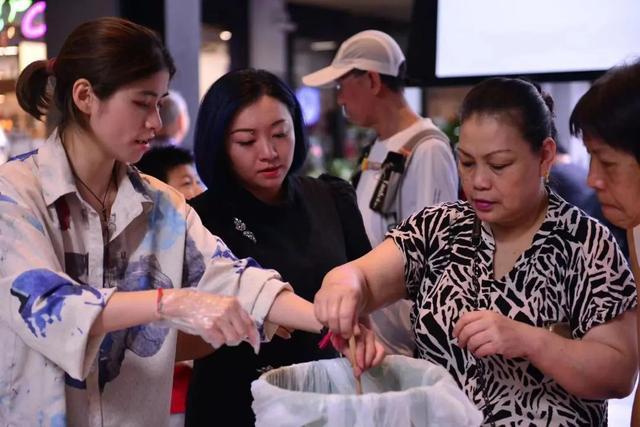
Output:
[{"left": 185, "top": 174, "right": 371, "bottom": 426}]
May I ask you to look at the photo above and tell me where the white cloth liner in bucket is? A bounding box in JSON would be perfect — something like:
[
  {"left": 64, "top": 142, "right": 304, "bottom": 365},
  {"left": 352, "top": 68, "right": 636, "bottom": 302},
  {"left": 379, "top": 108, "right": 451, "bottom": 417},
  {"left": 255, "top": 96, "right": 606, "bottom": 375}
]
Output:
[{"left": 251, "top": 355, "right": 482, "bottom": 426}]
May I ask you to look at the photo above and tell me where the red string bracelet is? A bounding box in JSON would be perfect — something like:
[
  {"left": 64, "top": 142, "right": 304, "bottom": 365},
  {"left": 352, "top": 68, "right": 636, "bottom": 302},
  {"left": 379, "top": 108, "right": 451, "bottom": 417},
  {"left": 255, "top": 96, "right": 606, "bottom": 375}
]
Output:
[{"left": 156, "top": 287, "right": 164, "bottom": 315}]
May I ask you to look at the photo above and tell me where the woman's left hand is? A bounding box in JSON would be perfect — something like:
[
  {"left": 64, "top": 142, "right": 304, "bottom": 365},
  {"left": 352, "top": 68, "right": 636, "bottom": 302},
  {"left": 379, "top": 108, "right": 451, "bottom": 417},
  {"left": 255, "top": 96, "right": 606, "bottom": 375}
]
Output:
[
  {"left": 330, "top": 322, "right": 386, "bottom": 377},
  {"left": 453, "top": 310, "right": 535, "bottom": 359}
]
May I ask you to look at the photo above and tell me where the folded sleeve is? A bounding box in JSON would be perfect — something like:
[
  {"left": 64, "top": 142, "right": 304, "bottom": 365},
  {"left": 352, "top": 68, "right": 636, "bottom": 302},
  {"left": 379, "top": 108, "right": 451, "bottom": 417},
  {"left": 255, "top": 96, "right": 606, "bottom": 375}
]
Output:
[
  {"left": 568, "top": 219, "right": 637, "bottom": 339},
  {"left": 386, "top": 208, "right": 431, "bottom": 300},
  {"left": 0, "top": 191, "right": 115, "bottom": 380},
  {"left": 386, "top": 203, "right": 461, "bottom": 301},
  {"left": 184, "top": 206, "right": 291, "bottom": 338}
]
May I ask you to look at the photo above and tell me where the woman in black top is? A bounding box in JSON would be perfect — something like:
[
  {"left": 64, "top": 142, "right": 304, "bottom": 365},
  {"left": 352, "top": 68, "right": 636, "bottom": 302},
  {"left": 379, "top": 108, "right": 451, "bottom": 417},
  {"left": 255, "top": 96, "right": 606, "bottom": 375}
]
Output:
[{"left": 185, "top": 69, "right": 373, "bottom": 426}]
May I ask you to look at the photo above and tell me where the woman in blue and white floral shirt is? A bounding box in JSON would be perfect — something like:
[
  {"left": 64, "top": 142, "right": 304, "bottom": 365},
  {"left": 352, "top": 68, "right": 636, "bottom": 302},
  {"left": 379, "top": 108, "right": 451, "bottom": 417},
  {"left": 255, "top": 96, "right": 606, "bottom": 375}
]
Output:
[{"left": 0, "top": 17, "right": 382, "bottom": 427}]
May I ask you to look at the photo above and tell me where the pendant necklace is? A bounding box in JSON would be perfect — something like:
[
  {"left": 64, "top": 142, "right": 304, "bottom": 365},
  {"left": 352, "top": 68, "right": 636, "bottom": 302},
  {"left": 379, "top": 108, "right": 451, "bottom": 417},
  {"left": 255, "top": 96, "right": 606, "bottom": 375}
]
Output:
[{"left": 62, "top": 143, "right": 117, "bottom": 241}]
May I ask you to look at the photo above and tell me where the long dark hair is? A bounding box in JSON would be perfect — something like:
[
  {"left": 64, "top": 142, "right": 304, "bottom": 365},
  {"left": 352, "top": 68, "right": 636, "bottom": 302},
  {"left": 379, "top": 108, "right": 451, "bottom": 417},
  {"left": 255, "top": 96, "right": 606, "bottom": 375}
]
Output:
[
  {"left": 459, "top": 77, "right": 557, "bottom": 152},
  {"left": 16, "top": 17, "right": 175, "bottom": 133},
  {"left": 194, "top": 68, "right": 308, "bottom": 192}
]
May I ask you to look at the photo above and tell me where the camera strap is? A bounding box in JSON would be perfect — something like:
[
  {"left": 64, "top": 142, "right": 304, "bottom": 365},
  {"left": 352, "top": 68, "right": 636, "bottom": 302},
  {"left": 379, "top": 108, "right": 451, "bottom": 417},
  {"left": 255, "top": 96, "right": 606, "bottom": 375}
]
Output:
[{"left": 368, "top": 126, "right": 450, "bottom": 223}]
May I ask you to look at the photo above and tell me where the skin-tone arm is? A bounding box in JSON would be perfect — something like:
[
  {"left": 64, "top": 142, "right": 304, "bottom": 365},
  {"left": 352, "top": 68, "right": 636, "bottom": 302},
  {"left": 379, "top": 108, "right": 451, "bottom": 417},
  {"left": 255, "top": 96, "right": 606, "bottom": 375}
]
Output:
[
  {"left": 177, "top": 289, "right": 385, "bottom": 373},
  {"left": 93, "top": 286, "right": 375, "bottom": 363},
  {"left": 91, "top": 288, "right": 262, "bottom": 351},
  {"left": 92, "top": 290, "right": 255, "bottom": 361},
  {"left": 266, "top": 290, "right": 385, "bottom": 376},
  {"left": 176, "top": 290, "right": 324, "bottom": 361},
  {"left": 266, "top": 289, "right": 323, "bottom": 332},
  {"left": 90, "top": 290, "right": 159, "bottom": 335},
  {"left": 455, "top": 308, "right": 638, "bottom": 400},
  {"left": 317, "top": 238, "right": 637, "bottom": 399},
  {"left": 91, "top": 289, "right": 323, "bottom": 344},
  {"left": 529, "top": 311, "right": 637, "bottom": 399},
  {"left": 627, "top": 228, "right": 640, "bottom": 426},
  {"left": 314, "top": 239, "right": 407, "bottom": 338}
]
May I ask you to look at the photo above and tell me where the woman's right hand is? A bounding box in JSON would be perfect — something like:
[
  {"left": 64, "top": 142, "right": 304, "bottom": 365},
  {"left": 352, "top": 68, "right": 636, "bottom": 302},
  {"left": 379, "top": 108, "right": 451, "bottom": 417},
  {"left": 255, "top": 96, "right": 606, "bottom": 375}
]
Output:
[
  {"left": 314, "top": 266, "right": 365, "bottom": 338},
  {"left": 157, "top": 288, "right": 260, "bottom": 353},
  {"left": 330, "top": 322, "right": 386, "bottom": 377}
]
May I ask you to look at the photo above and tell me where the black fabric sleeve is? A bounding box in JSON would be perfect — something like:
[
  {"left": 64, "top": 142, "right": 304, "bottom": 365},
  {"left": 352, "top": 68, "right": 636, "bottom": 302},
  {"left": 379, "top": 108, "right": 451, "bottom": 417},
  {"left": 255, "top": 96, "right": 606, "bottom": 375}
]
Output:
[
  {"left": 386, "top": 209, "right": 430, "bottom": 301},
  {"left": 319, "top": 173, "right": 372, "bottom": 261}
]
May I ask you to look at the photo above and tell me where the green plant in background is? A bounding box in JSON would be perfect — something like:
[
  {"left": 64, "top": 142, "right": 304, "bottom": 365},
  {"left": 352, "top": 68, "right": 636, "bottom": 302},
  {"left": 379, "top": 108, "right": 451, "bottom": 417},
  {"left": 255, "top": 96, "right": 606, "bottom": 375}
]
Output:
[
  {"left": 438, "top": 116, "right": 461, "bottom": 153},
  {"left": 327, "top": 157, "right": 357, "bottom": 181},
  {"left": 307, "top": 120, "right": 461, "bottom": 183}
]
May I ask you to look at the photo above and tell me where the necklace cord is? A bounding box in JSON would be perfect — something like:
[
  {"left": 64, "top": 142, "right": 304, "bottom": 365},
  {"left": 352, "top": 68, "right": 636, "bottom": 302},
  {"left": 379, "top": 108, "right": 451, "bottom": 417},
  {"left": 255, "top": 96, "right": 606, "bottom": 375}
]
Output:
[{"left": 61, "top": 142, "right": 117, "bottom": 222}]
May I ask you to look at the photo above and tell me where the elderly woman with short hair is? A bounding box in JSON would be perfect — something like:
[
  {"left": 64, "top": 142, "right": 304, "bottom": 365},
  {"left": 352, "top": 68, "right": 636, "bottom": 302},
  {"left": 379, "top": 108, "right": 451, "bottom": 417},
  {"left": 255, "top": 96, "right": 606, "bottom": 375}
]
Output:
[{"left": 569, "top": 59, "right": 640, "bottom": 425}]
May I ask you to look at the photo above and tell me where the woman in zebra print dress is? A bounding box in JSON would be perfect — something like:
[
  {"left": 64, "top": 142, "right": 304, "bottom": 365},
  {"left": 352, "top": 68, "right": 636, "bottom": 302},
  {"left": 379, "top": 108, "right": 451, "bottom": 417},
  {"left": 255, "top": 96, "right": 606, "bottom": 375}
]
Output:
[{"left": 315, "top": 77, "right": 637, "bottom": 426}]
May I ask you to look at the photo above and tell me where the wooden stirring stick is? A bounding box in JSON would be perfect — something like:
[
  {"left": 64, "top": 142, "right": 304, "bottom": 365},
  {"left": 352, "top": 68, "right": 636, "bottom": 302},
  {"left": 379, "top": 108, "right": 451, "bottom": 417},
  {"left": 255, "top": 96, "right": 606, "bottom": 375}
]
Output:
[{"left": 348, "top": 336, "right": 363, "bottom": 395}]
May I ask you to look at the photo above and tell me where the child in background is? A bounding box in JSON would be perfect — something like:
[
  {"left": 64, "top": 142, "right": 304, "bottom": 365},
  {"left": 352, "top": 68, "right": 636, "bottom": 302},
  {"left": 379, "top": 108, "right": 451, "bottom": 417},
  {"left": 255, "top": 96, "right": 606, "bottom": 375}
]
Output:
[
  {"left": 135, "top": 145, "right": 205, "bottom": 427},
  {"left": 136, "top": 145, "right": 205, "bottom": 200}
]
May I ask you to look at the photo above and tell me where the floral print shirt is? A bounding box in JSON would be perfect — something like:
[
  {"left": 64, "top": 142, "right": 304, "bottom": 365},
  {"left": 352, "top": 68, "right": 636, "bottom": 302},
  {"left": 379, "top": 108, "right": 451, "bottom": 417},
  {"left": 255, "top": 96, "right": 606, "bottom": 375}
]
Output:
[{"left": 0, "top": 133, "right": 289, "bottom": 427}]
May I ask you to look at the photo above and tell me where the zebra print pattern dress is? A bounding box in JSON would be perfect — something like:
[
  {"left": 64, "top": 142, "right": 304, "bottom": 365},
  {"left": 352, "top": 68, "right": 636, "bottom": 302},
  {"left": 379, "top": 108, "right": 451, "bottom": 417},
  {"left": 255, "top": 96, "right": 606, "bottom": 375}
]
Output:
[{"left": 387, "top": 191, "right": 636, "bottom": 426}]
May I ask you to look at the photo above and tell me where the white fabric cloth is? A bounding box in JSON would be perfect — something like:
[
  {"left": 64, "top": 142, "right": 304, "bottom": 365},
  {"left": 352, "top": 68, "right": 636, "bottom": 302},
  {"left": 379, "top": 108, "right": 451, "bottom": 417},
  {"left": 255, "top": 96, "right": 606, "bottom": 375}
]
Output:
[
  {"left": 356, "top": 118, "right": 458, "bottom": 356},
  {"left": 0, "top": 133, "right": 289, "bottom": 427}
]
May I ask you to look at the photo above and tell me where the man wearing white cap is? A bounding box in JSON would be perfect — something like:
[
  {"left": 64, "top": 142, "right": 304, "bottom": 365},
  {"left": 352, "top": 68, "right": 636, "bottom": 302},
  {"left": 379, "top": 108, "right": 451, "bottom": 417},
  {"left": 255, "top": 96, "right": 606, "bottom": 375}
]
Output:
[{"left": 303, "top": 30, "right": 458, "bottom": 356}]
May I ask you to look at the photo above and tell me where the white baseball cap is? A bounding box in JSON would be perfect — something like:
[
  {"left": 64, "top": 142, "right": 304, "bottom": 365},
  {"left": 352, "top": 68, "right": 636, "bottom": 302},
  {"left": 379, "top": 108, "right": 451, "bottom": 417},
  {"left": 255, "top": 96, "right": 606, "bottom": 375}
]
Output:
[{"left": 302, "top": 30, "right": 405, "bottom": 88}]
